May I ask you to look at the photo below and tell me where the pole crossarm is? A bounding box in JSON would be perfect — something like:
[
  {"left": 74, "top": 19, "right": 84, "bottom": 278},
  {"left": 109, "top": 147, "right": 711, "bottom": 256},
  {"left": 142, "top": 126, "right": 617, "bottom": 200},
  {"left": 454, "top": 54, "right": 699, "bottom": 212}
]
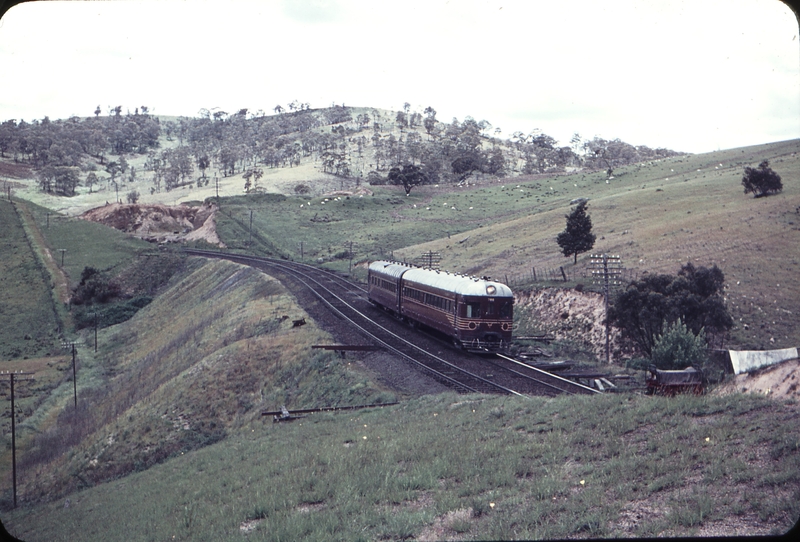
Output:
[{"left": 588, "top": 254, "right": 625, "bottom": 364}]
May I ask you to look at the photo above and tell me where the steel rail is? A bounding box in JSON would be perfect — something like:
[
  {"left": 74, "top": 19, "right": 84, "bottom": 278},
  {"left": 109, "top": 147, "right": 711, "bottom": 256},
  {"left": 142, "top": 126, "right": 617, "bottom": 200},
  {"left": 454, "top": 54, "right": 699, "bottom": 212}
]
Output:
[
  {"left": 184, "top": 249, "right": 523, "bottom": 396},
  {"left": 495, "top": 353, "right": 601, "bottom": 395}
]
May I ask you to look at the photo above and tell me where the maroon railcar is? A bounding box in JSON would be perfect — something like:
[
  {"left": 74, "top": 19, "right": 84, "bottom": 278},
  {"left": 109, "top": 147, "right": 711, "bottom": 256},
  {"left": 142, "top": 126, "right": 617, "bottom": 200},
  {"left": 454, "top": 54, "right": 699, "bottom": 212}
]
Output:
[{"left": 368, "top": 260, "right": 514, "bottom": 352}]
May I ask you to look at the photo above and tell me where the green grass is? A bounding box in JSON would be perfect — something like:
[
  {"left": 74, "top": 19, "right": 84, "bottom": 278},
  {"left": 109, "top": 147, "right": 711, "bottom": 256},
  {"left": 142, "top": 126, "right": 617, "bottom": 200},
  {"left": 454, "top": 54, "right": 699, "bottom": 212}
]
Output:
[
  {"left": 0, "top": 199, "right": 61, "bottom": 360},
  {"left": 211, "top": 139, "right": 800, "bottom": 350},
  {"left": 19, "top": 199, "right": 153, "bottom": 289},
  {"left": 1, "top": 257, "right": 396, "bottom": 507},
  {"left": 5, "top": 392, "right": 798, "bottom": 540}
]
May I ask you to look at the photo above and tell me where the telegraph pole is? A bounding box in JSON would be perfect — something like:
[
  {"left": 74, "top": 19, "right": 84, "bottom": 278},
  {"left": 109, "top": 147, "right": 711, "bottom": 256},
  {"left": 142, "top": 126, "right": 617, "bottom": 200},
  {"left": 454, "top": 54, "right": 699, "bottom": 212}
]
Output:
[
  {"left": 2, "top": 370, "right": 34, "bottom": 508},
  {"left": 349, "top": 241, "right": 354, "bottom": 275},
  {"left": 61, "top": 340, "right": 81, "bottom": 408},
  {"left": 248, "top": 209, "right": 254, "bottom": 247},
  {"left": 590, "top": 254, "right": 623, "bottom": 364},
  {"left": 58, "top": 249, "right": 66, "bottom": 267}
]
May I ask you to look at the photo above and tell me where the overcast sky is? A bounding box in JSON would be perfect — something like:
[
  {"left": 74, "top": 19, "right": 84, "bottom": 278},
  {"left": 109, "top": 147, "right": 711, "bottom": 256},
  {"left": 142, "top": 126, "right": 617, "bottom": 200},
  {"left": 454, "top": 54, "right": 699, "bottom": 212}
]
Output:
[{"left": 0, "top": 0, "right": 797, "bottom": 154}]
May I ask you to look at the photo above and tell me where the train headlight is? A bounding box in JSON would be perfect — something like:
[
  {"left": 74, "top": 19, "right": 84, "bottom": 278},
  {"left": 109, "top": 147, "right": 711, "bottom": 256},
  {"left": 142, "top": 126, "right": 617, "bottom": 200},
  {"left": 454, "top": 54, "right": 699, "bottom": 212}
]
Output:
[{"left": 486, "top": 285, "right": 496, "bottom": 295}]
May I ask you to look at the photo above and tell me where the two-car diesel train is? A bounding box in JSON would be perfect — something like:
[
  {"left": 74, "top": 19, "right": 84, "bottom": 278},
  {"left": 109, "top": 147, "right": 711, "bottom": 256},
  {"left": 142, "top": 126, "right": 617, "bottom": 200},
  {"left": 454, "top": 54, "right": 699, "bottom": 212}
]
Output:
[{"left": 367, "top": 260, "right": 514, "bottom": 352}]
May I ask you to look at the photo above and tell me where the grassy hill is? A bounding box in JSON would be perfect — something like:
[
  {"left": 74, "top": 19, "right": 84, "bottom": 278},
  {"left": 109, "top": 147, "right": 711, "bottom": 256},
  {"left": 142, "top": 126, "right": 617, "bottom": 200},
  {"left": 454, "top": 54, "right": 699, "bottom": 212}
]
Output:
[
  {"left": 212, "top": 138, "right": 800, "bottom": 351},
  {"left": 5, "top": 391, "right": 799, "bottom": 540},
  {"left": 1, "top": 123, "right": 798, "bottom": 538},
  {"left": 1, "top": 257, "right": 394, "bottom": 507},
  {"left": 0, "top": 199, "right": 62, "bottom": 360}
]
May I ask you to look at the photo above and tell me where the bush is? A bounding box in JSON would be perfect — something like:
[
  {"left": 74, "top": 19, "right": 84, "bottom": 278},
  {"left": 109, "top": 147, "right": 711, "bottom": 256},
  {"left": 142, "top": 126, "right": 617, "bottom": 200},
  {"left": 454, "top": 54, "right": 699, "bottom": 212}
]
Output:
[
  {"left": 742, "top": 160, "right": 782, "bottom": 198},
  {"left": 72, "top": 267, "right": 122, "bottom": 305},
  {"left": 73, "top": 296, "right": 153, "bottom": 329},
  {"left": 650, "top": 320, "right": 708, "bottom": 371},
  {"left": 366, "top": 171, "right": 385, "bottom": 185}
]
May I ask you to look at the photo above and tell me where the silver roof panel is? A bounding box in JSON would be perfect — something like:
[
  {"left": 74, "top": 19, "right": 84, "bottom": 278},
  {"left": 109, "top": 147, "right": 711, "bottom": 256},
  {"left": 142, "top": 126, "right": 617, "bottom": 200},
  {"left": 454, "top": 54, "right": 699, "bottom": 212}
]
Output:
[{"left": 370, "top": 261, "right": 512, "bottom": 297}]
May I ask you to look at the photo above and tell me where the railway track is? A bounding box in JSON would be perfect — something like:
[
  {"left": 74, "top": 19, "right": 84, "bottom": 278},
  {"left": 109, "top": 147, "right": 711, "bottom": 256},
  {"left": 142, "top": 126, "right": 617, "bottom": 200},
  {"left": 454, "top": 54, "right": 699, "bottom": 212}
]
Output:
[{"left": 183, "top": 249, "right": 598, "bottom": 397}]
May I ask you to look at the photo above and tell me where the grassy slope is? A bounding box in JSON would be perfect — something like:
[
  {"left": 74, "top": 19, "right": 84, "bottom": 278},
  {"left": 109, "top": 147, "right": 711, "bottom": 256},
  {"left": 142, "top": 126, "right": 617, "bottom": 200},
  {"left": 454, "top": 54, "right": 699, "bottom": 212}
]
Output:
[
  {"left": 18, "top": 199, "right": 155, "bottom": 290},
  {"left": 6, "top": 392, "right": 799, "bottom": 540},
  {"left": 393, "top": 140, "right": 800, "bottom": 351},
  {"left": 0, "top": 199, "right": 61, "bottom": 360},
  {"left": 212, "top": 139, "right": 800, "bottom": 351},
  {"left": 2, "top": 133, "right": 798, "bottom": 538},
  {"left": 2, "top": 258, "right": 394, "bottom": 507}
]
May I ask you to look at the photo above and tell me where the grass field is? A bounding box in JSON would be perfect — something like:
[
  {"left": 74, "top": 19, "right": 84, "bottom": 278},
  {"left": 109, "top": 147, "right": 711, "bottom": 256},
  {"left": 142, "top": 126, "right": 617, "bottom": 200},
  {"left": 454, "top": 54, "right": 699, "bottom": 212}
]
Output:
[
  {"left": 1, "top": 132, "right": 799, "bottom": 539},
  {"left": 17, "top": 199, "right": 154, "bottom": 290},
  {"left": 0, "top": 199, "right": 61, "bottom": 360},
  {"left": 5, "top": 392, "right": 798, "bottom": 540},
  {"left": 211, "top": 139, "right": 800, "bottom": 351},
  {"left": 0, "top": 258, "right": 395, "bottom": 509}
]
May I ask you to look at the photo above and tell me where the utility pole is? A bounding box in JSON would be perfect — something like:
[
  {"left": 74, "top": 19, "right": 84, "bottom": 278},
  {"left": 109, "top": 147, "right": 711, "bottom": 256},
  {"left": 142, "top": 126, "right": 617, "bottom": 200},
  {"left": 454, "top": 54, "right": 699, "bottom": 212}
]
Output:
[
  {"left": 590, "top": 254, "right": 623, "bottom": 364},
  {"left": 2, "top": 370, "right": 34, "bottom": 508},
  {"left": 61, "top": 340, "right": 81, "bottom": 408},
  {"left": 349, "top": 241, "right": 354, "bottom": 275},
  {"left": 58, "top": 249, "right": 66, "bottom": 267},
  {"left": 94, "top": 312, "right": 99, "bottom": 353},
  {"left": 248, "top": 209, "right": 254, "bottom": 247}
]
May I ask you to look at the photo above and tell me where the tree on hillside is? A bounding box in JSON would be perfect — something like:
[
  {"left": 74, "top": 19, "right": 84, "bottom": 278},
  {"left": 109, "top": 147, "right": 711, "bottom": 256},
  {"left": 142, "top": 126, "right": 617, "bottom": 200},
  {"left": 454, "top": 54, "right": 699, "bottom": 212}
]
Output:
[
  {"left": 197, "top": 154, "right": 210, "bottom": 179},
  {"left": 105, "top": 161, "right": 120, "bottom": 185},
  {"left": 85, "top": 171, "right": 98, "bottom": 193},
  {"left": 556, "top": 201, "right": 596, "bottom": 264},
  {"left": 607, "top": 263, "right": 733, "bottom": 356},
  {"left": 388, "top": 164, "right": 428, "bottom": 195},
  {"left": 742, "top": 160, "right": 782, "bottom": 198},
  {"left": 451, "top": 154, "right": 483, "bottom": 182},
  {"left": 243, "top": 168, "right": 263, "bottom": 193}
]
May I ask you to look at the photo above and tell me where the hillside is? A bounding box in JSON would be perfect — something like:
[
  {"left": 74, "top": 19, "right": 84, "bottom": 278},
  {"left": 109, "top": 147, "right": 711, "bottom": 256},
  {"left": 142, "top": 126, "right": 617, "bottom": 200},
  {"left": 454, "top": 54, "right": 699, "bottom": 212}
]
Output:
[
  {"left": 0, "top": 105, "right": 682, "bottom": 217},
  {"left": 202, "top": 139, "right": 799, "bottom": 352},
  {"left": 1, "top": 113, "right": 798, "bottom": 538},
  {"left": 5, "top": 392, "right": 799, "bottom": 540},
  {"left": 2, "top": 257, "right": 395, "bottom": 506}
]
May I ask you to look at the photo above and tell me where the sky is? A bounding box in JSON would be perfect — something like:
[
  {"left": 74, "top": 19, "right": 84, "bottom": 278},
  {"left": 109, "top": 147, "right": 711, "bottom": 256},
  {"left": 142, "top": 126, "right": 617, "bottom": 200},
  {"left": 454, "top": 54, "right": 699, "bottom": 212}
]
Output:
[{"left": 0, "top": 0, "right": 797, "bottom": 154}]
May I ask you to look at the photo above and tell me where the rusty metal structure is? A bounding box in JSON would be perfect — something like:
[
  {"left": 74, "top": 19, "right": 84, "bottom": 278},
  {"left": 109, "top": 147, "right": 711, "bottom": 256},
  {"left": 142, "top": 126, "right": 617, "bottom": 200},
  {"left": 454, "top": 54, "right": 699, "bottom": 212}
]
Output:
[{"left": 645, "top": 366, "right": 704, "bottom": 396}]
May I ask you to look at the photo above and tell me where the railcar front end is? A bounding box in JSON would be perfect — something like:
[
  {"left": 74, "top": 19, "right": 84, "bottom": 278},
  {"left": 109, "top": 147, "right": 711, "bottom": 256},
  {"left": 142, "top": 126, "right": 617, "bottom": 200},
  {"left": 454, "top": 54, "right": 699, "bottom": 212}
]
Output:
[{"left": 400, "top": 268, "right": 514, "bottom": 353}]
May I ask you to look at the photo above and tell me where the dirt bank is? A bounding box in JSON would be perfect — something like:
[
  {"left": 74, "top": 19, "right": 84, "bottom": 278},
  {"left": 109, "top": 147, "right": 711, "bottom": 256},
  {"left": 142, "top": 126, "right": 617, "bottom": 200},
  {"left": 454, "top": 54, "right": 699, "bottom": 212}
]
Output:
[
  {"left": 79, "top": 202, "right": 224, "bottom": 246},
  {"left": 714, "top": 358, "right": 800, "bottom": 400},
  {"left": 515, "top": 288, "right": 633, "bottom": 361}
]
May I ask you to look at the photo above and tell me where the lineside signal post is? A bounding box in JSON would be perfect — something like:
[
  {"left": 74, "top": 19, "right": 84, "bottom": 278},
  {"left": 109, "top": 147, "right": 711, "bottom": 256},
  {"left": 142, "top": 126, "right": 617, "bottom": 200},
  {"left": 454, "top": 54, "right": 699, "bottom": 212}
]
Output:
[
  {"left": 590, "top": 254, "right": 623, "bottom": 364},
  {"left": 1, "top": 371, "right": 34, "bottom": 508}
]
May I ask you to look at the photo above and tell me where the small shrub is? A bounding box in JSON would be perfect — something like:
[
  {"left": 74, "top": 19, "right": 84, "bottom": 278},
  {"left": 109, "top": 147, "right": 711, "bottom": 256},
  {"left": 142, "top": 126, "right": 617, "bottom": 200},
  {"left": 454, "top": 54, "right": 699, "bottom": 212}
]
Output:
[{"left": 650, "top": 320, "right": 708, "bottom": 370}]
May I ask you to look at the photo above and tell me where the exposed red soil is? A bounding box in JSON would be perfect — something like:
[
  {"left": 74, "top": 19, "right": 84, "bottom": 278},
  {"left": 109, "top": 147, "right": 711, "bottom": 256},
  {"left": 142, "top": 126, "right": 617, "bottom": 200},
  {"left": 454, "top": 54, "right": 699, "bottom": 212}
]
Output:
[{"left": 79, "top": 202, "right": 224, "bottom": 246}]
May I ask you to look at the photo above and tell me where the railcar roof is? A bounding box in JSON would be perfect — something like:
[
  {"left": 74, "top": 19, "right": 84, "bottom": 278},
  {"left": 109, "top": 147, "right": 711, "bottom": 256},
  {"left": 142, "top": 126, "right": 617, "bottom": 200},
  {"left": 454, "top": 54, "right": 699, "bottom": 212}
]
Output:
[
  {"left": 369, "top": 261, "right": 513, "bottom": 297},
  {"left": 368, "top": 260, "right": 412, "bottom": 279}
]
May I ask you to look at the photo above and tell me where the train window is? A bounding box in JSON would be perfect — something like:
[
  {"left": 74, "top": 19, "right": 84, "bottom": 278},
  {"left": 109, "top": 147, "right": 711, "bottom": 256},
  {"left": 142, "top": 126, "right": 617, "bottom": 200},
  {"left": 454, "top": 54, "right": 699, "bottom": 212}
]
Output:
[
  {"left": 499, "top": 302, "right": 511, "bottom": 317},
  {"left": 466, "top": 303, "right": 481, "bottom": 318},
  {"left": 487, "top": 302, "right": 495, "bottom": 315}
]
